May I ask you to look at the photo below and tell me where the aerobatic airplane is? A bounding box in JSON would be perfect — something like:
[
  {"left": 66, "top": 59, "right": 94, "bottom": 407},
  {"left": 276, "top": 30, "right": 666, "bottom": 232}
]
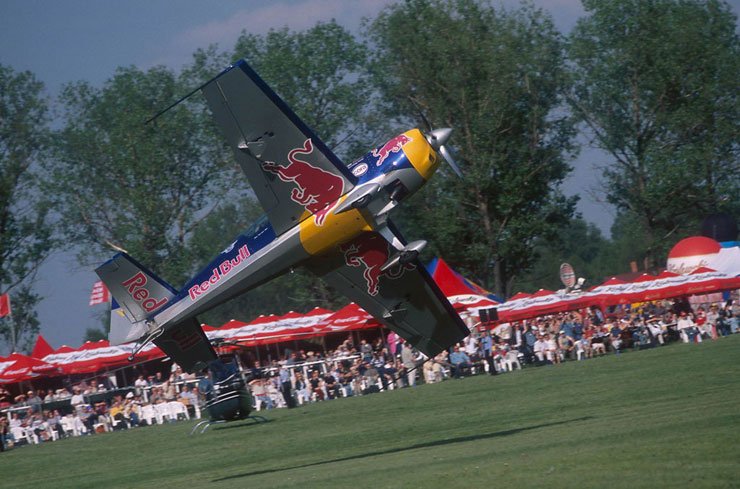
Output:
[{"left": 96, "top": 59, "right": 470, "bottom": 372}]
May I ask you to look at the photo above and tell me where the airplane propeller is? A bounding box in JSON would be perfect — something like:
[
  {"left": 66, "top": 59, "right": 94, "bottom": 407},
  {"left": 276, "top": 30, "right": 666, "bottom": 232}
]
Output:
[{"left": 426, "top": 128, "right": 463, "bottom": 178}]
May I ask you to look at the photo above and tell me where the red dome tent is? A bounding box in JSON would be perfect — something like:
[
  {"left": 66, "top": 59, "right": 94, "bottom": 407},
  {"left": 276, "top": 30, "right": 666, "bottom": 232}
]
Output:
[
  {"left": 30, "top": 334, "right": 54, "bottom": 359},
  {"left": 312, "top": 302, "right": 379, "bottom": 334}
]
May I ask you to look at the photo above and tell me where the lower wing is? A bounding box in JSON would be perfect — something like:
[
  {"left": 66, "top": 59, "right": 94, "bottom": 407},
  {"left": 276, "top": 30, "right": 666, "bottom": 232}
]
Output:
[{"left": 307, "top": 229, "right": 469, "bottom": 357}]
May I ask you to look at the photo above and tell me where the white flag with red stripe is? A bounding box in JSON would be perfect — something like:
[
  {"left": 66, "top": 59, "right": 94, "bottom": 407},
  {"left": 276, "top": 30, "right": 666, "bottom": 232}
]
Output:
[{"left": 89, "top": 281, "right": 110, "bottom": 306}]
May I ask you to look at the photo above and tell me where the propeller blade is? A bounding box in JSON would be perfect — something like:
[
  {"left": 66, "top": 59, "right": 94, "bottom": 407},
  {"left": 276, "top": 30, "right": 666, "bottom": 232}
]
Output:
[{"left": 439, "top": 145, "right": 463, "bottom": 178}]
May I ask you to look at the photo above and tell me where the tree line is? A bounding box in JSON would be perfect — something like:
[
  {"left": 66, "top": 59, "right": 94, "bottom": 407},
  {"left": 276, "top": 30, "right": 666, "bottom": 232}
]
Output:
[{"left": 0, "top": 0, "right": 737, "bottom": 348}]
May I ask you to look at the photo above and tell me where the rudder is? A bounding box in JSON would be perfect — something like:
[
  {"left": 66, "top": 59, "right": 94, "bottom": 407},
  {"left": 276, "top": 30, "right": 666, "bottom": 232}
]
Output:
[{"left": 95, "top": 253, "right": 177, "bottom": 324}]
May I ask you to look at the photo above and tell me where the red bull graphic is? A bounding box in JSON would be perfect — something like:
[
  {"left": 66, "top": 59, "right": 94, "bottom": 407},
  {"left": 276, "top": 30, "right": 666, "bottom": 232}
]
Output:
[
  {"left": 121, "top": 272, "right": 168, "bottom": 312},
  {"left": 340, "top": 234, "right": 415, "bottom": 296},
  {"left": 262, "top": 139, "right": 345, "bottom": 226},
  {"left": 188, "top": 245, "right": 250, "bottom": 301},
  {"left": 372, "top": 134, "right": 412, "bottom": 166}
]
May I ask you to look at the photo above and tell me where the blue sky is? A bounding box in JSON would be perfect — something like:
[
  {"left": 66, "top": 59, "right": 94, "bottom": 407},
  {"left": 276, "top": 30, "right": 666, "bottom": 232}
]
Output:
[{"left": 1, "top": 0, "right": 737, "bottom": 349}]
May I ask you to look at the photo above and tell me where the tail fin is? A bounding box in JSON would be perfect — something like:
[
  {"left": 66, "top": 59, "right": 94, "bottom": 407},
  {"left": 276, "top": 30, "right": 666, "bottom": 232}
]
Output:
[{"left": 95, "top": 253, "right": 177, "bottom": 326}]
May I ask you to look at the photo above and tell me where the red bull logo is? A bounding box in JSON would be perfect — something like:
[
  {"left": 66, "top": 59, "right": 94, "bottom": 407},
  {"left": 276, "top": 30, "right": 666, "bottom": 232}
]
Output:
[
  {"left": 372, "top": 134, "right": 412, "bottom": 166},
  {"left": 340, "top": 233, "right": 415, "bottom": 296},
  {"left": 121, "top": 272, "right": 168, "bottom": 312},
  {"left": 262, "top": 139, "right": 345, "bottom": 226}
]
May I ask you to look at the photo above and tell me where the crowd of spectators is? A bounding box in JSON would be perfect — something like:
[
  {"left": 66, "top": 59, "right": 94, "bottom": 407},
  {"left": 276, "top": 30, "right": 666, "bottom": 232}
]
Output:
[
  {"left": 0, "top": 366, "right": 203, "bottom": 449},
  {"left": 1, "top": 297, "right": 737, "bottom": 451}
]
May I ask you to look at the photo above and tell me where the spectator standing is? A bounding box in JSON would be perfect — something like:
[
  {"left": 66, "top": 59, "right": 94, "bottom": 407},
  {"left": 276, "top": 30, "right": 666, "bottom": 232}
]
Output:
[
  {"left": 522, "top": 324, "right": 537, "bottom": 364},
  {"left": 706, "top": 305, "right": 720, "bottom": 339},
  {"left": 401, "top": 342, "right": 419, "bottom": 386},
  {"left": 479, "top": 330, "right": 495, "bottom": 375},
  {"left": 279, "top": 365, "right": 295, "bottom": 408}
]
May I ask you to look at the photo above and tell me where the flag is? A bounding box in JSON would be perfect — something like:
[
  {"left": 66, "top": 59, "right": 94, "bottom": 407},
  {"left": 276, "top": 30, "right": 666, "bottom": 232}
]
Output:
[
  {"left": 89, "top": 281, "right": 110, "bottom": 306},
  {"left": 0, "top": 293, "right": 10, "bottom": 318}
]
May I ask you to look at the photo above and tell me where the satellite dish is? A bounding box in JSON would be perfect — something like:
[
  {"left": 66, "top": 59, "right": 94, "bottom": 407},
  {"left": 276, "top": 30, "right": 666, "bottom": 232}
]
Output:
[{"left": 560, "top": 263, "right": 576, "bottom": 288}]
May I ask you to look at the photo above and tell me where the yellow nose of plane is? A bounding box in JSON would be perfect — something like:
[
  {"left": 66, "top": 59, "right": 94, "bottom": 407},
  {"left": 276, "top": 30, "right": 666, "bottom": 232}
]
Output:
[{"left": 400, "top": 128, "right": 441, "bottom": 181}]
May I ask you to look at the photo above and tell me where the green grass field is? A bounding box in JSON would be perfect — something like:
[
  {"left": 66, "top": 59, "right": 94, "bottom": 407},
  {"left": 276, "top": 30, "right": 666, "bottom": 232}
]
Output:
[{"left": 2, "top": 336, "right": 739, "bottom": 489}]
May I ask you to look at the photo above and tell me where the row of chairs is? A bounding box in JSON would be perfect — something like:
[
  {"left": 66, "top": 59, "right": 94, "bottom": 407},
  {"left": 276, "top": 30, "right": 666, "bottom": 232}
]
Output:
[
  {"left": 139, "top": 401, "right": 191, "bottom": 425},
  {"left": 9, "top": 402, "right": 193, "bottom": 444}
]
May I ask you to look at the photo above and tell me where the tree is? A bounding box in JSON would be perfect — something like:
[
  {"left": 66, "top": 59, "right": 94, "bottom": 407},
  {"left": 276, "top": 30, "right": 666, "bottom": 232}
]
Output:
[
  {"left": 83, "top": 326, "right": 107, "bottom": 343},
  {"left": 568, "top": 0, "right": 740, "bottom": 269},
  {"left": 233, "top": 20, "right": 379, "bottom": 161},
  {"left": 0, "top": 65, "right": 54, "bottom": 353},
  {"left": 368, "top": 0, "right": 578, "bottom": 297},
  {"left": 511, "top": 218, "right": 618, "bottom": 293},
  {"left": 47, "top": 64, "right": 233, "bottom": 286}
]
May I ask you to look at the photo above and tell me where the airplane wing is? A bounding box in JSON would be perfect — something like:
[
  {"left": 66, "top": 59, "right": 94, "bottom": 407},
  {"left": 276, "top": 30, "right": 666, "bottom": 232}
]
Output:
[
  {"left": 153, "top": 317, "right": 217, "bottom": 373},
  {"left": 201, "top": 60, "right": 355, "bottom": 235},
  {"left": 306, "top": 227, "right": 470, "bottom": 357}
]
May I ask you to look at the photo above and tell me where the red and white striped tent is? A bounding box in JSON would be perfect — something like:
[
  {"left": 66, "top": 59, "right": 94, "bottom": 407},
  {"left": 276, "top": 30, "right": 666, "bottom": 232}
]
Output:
[
  {"left": 311, "top": 302, "right": 380, "bottom": 334},
  {"left": 204, "top": 307, "right": 334, "bottom": 346},
  {"left": 588, "top": 267, "right": 740, "bottom": 306},
  {"left": 494, "top": 288, "right": 591, "bottom": 323},
  {"left": 42, "top": 340, "right": 163, "bottom": 375},
  {"left": 489, "top": 267, "right": 740, "bottom": 324},
  {"left": 0, "top": 352, "right": 61, "bottom": 384}
]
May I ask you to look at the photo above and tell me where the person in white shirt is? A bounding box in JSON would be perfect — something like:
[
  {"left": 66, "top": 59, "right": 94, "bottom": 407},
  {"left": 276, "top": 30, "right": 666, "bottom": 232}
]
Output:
[
  {"left": 545, "top": 334, "right": 560, "bottom": 364},
  {"left": 533, "top": 335, "right": 547, "bottom": 363},
  {"left": 70, "top": 386, "right": 85, "bottom": 406},
  {"left": 646, "top": 316, "right": 665, "bottom": 345},
  {"left": 677, "top": 311, "right": 701, "bottom": 343}
]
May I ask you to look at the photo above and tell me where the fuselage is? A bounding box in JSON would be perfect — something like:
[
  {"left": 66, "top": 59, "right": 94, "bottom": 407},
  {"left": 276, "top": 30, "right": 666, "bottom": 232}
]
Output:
[{"left": 152, "top": 128, "right": 440, "bottom": 329}]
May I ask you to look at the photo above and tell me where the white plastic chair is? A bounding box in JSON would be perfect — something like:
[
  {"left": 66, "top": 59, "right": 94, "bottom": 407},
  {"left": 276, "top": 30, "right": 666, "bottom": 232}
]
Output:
[
  {"left": 504, "top": 351, "right": 522, "bottom": 371},
  {"left": 60, "top": 416, "right": 77, "bottom": 436},
  {"left": 11, "top": 426, "right": 32, "bottom": 445},
  {"left": 153, "top": 403, "right": 171, "bottom": 423},
  {"left": 575, "top": 342, "right": 585, "bottom": 360},
  {"left": 167, "top": 401, "right": 189, "bottom": 420},
  {"left": 140, "top": 404, "right": 159, "bottom": 425},
  {"left": 109, "top": 413, "right": 130, "bottom": 430},
  {"left": 73, "top": 416, "right": 88, "bottom": 435},
  {"left": 46, "top": 424, "right": 59, "bottom": 441}
]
